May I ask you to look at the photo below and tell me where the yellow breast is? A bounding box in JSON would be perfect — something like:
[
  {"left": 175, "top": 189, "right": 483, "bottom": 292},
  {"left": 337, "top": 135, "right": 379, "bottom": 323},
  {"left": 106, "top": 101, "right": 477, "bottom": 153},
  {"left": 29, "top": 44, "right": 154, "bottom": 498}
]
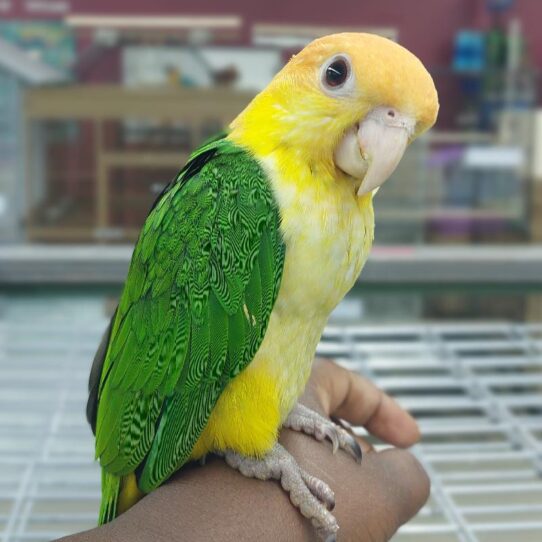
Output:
[
  {"left": 190, "top": 148, "right": 374, "bottom": 461},
  {"left": 254, "top": 151, "right": 374, "bottom": 413}
]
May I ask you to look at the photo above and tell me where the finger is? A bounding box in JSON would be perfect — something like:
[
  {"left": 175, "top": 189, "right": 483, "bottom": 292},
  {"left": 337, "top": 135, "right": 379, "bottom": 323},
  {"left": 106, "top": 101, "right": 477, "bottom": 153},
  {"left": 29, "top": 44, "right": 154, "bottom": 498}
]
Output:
[
  {"left": 331, "top": 448, "right": 430, "bottom": 541},
  {"left": 377, "top": 449, "right": 431, "bottom": 527},
  {"left": 356, "top": 436, "right": 374, "bottom": 455},
  {"left": 312, "top": 359, "right": 420, "bottom": 448},
  {"left": 285, "top": 411, "right": 430, "bottom": 542}
]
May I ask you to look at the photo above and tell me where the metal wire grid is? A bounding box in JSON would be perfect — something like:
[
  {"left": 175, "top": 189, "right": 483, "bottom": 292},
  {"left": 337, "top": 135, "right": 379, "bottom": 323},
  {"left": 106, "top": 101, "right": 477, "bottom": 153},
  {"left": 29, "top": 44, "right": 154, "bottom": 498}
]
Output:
[
  {"left": 0, "top": 293, "right": 541, "bottom": 541},
  {"left": 319, "top": 322, "right": 542, "bottom": 542}
]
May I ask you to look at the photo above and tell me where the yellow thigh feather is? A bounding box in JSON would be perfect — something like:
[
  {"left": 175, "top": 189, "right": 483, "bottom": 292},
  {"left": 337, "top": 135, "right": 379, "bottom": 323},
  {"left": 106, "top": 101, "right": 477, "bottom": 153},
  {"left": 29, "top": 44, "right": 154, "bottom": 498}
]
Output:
[
  {"left": 118, "top": 472, "right": 145, "bottom": 514},
  {"left": 190, "top": 364, "right": 280, "bottom": 460}
]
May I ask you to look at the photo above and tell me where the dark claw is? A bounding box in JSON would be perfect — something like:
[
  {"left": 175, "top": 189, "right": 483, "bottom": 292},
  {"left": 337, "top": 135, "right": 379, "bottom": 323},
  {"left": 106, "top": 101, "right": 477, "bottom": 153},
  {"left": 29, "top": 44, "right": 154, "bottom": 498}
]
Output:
[
  {"left": 315, "top": 484, "right": 335, "bottom": 511},
  {"left": 323, "top": 426, "right": 340, "bottom": 454},
  {"left": 347, "top": 433, "right": 363, "bottom": 464},
  {"left": 331, "top": 416, "right": 362, "bottom": 464}
]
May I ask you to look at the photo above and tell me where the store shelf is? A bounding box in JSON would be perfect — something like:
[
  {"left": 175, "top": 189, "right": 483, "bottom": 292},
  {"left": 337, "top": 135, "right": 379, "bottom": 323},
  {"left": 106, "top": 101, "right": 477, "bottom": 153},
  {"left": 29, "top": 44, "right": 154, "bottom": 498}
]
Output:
[
  {"left": 1, "top": 245, "right": 542, "bottom": 285},
  {"left": 0, "top": 293, "right": 540, "bottom": 541},
  {"left": 101, "top": 150, "right": 189, "bottom": 169},
  {"left": 427, "top": 131, "right": 496, "bottom": 144},
  {"left": 376, "top": 207, "right": 522, "bottom": 222}
]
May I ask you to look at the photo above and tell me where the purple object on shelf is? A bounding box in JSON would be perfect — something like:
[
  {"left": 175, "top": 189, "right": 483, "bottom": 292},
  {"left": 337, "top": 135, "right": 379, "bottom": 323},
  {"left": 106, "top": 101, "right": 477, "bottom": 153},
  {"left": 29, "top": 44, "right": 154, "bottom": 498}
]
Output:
[
  {"left": 428, "top": 146, "right": 464, "bottom": 168},
  {"left": 429, "top": 214, "right": 508, "bottom": 237},
  {"left": 429, "top": 217, "right": 472, "bottom": 236}
]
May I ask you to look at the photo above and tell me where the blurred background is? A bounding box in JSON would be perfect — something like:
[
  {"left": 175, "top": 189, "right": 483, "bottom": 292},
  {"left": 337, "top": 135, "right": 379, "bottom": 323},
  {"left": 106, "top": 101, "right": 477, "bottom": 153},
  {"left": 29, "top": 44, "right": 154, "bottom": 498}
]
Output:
[{"left": 1, "top": 0, "right": 542, "bottom": 541}]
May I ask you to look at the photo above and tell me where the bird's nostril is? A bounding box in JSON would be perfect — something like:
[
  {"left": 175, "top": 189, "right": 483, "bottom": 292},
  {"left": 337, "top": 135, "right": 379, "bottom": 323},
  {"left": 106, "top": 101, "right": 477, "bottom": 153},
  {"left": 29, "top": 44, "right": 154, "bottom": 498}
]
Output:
[{"left": 387, "top": 110, "right": 396, "bottom": 118}]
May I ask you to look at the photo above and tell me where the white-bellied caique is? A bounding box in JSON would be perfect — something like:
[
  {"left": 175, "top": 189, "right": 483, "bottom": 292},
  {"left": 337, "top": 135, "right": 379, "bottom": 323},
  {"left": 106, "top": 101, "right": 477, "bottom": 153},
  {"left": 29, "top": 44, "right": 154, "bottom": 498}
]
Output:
[{"left": 87, "top": 32, "right": 438, "bottom": 540}]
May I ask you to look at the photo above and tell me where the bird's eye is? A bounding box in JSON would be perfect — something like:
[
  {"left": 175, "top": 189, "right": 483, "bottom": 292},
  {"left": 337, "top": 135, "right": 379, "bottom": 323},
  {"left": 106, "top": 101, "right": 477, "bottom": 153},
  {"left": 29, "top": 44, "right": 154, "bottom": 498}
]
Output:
[{"left": 324, "top": 58, "right": 349, "bottom": 89}]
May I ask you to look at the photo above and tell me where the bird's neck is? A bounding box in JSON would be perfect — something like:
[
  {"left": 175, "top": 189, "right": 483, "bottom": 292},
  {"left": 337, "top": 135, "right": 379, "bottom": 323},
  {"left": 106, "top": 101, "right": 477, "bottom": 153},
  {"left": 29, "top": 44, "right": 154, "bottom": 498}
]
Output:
[
  {"left": 228, "top": 87, "right": 338, "bottom": 170},
  {"left": 260, "top": 148, "right": 375, "bottom": 316}
]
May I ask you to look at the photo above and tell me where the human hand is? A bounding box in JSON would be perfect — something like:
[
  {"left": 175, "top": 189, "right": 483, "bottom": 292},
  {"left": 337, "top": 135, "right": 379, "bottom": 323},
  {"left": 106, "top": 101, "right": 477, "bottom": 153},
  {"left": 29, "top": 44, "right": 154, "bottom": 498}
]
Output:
[
  {"left": 281, "top": 358, "right": 429, "bottom": 541},
  {"left": 58, "top": 359, "right": 428, "bottom": 542}
]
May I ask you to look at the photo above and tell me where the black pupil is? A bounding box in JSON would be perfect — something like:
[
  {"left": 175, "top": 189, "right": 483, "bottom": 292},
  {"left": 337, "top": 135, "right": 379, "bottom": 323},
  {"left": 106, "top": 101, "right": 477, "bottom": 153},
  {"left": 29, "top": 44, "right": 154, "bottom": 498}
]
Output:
[{"left": 325, "top": 59, "right": 348, "bottom": 87}]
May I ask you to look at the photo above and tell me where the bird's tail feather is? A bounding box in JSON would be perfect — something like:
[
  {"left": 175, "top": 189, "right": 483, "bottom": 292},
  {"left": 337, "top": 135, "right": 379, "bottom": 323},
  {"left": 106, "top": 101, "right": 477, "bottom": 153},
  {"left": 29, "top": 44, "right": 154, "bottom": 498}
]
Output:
[
  {"left": 98, "top": 470, "right": 145, "bottom": 525},
  {"left": 98, "top": 470, "right": 121, "bottom": 525}
]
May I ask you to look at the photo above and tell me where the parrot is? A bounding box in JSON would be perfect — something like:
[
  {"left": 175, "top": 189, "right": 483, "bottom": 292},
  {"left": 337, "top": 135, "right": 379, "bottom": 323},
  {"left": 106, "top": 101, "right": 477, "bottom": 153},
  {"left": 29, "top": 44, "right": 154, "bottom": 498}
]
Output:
[{"left": 87, "top": 32, "right": 438, "bottom": 541}]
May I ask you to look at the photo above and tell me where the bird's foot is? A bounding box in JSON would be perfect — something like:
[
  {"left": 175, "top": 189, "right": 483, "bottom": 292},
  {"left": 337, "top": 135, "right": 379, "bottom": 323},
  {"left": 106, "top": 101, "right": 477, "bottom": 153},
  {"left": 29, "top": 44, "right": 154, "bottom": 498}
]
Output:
[
  {"left": 285, "top": 403, "right": 362, "bottom": 463},
  {"left": 222, "top": 443, "right": 339, "bottom": 541}
]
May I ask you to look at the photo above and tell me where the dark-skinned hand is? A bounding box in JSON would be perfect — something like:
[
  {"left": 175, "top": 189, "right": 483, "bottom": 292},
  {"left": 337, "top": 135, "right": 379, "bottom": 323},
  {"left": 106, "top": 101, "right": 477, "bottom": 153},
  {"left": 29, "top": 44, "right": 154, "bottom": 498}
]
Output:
[{"left": 59, "top": 359, "right": 429, "bottom": 542}]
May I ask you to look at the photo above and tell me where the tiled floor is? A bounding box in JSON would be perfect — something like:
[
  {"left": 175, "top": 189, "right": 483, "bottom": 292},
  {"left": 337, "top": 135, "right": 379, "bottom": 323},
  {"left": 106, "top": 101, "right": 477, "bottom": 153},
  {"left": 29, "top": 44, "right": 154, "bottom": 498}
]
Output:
[{"left": 1, "top": 292, "right": 541, "bottom": 541}]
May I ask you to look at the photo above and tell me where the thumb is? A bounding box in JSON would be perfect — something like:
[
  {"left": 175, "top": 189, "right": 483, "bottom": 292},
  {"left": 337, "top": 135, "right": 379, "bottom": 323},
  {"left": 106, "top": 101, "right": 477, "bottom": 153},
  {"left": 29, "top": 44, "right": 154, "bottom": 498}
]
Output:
[{"left": 332, "top": 448, "right": 430, "bottom": 541}]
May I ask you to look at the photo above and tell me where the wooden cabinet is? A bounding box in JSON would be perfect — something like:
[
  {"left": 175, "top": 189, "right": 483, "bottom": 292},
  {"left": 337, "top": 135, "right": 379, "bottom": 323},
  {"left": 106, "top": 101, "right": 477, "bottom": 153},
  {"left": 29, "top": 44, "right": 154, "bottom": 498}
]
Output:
[{"left": 24, "top": 85, "right": 253, "bottom": 242}]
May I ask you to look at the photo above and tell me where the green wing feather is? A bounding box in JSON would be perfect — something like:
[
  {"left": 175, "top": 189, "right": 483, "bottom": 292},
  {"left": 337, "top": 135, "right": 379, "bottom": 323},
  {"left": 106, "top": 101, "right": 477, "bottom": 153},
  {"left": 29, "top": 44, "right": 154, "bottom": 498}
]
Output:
[{"left": 91, "top": 135, "right": 285, "bottom": 513}]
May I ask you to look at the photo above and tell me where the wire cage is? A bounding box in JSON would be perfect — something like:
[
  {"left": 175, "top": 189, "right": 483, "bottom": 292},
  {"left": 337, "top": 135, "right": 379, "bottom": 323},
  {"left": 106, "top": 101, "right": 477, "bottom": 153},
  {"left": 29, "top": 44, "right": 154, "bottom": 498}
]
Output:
[{"left": 1, "top": 293, "right": 541, "bottom": 541}]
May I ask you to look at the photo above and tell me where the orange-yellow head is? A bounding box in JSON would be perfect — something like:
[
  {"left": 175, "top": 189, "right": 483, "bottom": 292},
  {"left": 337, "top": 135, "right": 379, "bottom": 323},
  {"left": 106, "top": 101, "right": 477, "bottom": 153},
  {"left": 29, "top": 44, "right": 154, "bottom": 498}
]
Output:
[{"left": 230, "top": 32, "right": 439, "bottom": 195}]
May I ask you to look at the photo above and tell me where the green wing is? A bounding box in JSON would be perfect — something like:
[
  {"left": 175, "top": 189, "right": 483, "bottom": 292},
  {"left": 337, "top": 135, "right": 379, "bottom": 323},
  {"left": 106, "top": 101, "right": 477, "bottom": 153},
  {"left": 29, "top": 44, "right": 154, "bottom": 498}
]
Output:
[{"left": 92, "top": 136, "right": 285, "bottom": 493}]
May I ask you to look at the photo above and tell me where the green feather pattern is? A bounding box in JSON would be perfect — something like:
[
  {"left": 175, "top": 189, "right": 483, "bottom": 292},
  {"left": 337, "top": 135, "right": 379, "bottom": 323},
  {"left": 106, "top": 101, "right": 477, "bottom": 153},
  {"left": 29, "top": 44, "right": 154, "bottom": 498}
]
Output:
[{"left": 92, "top": 135, "right": 285, "bottom": 521}]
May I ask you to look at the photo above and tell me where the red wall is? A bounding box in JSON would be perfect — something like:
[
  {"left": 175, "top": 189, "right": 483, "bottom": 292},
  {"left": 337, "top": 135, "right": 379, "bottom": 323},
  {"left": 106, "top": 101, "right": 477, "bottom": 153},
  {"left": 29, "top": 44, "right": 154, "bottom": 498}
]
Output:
[
  {"left": 68, "top": 0, "right": 478, "bottom": 66},
  {"left": 3, "top": 0, "right": 541, "bottom": 68},
  {"left": 4, "top": 0, "right": 541, "bottom": 123},
  {"left": 71, "top": 0, "right": 542, "bottom": 68}
]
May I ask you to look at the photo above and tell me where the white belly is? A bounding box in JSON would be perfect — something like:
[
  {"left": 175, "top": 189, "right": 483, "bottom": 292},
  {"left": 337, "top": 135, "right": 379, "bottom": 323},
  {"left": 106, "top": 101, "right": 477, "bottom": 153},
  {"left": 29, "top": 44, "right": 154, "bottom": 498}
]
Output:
[{"left": 253, "top": 169, "right": 375, "bottom": 418}]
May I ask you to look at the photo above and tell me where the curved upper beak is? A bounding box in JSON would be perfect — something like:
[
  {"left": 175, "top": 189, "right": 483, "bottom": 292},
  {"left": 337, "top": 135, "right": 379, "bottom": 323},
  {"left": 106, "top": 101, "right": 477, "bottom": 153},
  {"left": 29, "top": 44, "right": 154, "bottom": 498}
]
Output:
[
  {"left": 356, "top": 107, "right": 414, "bottom": 196},
  {"left": 333, "top": 106, "right": 415, "bottom": 197}
]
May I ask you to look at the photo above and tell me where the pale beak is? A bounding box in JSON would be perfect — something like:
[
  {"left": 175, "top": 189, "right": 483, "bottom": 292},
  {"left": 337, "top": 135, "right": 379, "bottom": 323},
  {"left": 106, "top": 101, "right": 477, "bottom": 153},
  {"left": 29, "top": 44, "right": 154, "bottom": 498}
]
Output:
[{"left": 334, "top": 106, "right": 415, "bottom": 196}]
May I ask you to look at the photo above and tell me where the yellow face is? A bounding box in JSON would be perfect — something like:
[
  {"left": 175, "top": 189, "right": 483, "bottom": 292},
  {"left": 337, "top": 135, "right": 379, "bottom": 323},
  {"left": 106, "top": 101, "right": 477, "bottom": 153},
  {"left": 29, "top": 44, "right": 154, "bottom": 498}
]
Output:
[
  {"left": 281, "top": 33, "right": 438, "bottom": 136},
  {"left": 231, "top": 33, "right": 439, "bottom": 194}
]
